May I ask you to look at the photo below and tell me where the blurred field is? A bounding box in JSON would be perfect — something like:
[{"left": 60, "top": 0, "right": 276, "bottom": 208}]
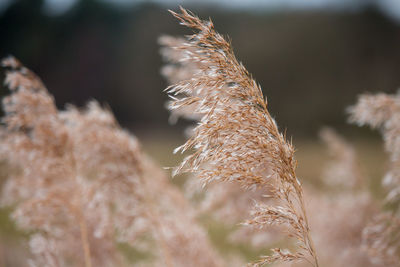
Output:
[{"left": 2, "top": 1, "right": 400, "bottom": 137}]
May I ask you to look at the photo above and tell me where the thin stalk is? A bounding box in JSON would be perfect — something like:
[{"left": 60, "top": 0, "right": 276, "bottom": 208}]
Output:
[
  {"left": 69, "top": 150, "right": 93, "bottom": 267},
  {"left": 298, "top": 189, "right": 319, "bottom": 267},
  {"left": 78, "top": 213, "right": 93, "bottom": 267}
]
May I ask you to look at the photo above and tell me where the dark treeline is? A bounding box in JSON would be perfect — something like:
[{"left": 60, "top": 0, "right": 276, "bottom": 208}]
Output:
[{"left": 1, "top": 0, "right": 400, "bottom": 138}]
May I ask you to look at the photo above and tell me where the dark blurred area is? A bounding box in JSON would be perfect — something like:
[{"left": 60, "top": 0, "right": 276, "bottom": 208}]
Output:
[{"left": 1, "top": 0, "right": 400, "bottom": 138}]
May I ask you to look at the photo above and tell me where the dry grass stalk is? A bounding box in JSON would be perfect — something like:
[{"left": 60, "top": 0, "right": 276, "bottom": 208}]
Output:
[
  {"left": 0, "top": 56, "right": 223, "bottom": 267},
  {"left": 265, "top": 127, "right": 376, "bottom": 267},
  {"left": 162, "top": 7, "right": 319, "bottom": 266}
]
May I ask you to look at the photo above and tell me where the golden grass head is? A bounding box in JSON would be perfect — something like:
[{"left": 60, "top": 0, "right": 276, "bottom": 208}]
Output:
[{"left": 162, "top": 7, "right": 319, "bottom": 266}]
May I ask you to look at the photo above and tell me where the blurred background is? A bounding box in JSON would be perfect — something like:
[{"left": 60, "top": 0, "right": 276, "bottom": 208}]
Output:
[
  {"left": 0, "top": 0, "right": 399, "bottom": 265},
  {"left": 1, "top": 0, "right": 400, "bottom": 139}
]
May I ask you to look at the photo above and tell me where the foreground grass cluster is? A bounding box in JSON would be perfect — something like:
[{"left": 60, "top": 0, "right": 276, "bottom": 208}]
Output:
[{"left": 0, "top": 7, "right": 399, "bottom": 267}]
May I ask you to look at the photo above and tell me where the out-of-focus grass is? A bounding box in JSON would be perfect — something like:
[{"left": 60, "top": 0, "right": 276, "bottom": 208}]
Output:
[
  {"left": 296, "top": 137, "right": 386, "bottom": 197},
  {"left": 0, "top": 132, "right": 388, "bottom": 265}
]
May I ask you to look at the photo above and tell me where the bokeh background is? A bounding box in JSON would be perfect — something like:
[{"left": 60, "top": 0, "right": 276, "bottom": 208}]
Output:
[
  {"left": 2, "top": 0, "right": 400, "bottom": 138},
  {"left": 0, "top": 0, "right": 399, "bottom": 265}
]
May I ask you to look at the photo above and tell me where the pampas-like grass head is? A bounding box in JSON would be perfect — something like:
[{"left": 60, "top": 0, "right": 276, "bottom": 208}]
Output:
[
  {"left": 0, "top": 56, "right": 223, "bottom": 267},
  {"left": 162, "top": 7, "right": 319, "bottom": 267}
]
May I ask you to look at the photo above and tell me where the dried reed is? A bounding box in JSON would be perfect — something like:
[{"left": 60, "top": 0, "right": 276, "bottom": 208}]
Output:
[
  {"left": 162, "top": 7, "right": 319, "bottom": 266},
  {"left": 160, "top": 28, "right": 280, "bottom": 255}
]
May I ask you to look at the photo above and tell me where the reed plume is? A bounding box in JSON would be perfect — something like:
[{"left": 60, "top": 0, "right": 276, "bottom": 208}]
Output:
[
  {"left": 349, "top": 92, "right": 400, "bottom": 265},
  {"left": 162, "top": 7, "right": 319, "bottom": 266},
  {"left": 161, "top": 31, "right": 280, "bottom": 254},
  {"left": 349, "top": 92, "right": 400, "bottom": 206},
  {"left": 0, "top": 56, "right": 223, "bottom": 267}
]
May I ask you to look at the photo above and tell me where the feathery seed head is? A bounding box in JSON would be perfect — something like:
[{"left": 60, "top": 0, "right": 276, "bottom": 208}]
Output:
[{"left": 162, "top": 7, "right": 319, "bottom": 266}]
